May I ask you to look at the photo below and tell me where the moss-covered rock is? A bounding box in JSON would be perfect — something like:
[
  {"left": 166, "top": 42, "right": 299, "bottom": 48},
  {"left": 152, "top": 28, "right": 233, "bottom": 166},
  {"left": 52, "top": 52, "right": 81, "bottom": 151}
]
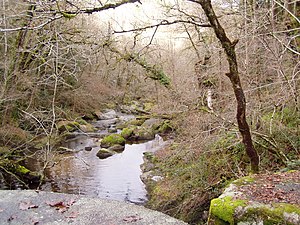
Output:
[
  {"left": 0, "top": 159, "right": 41, "bottom": 186},
  {"left": 57, "top": 121, "right": 80, "bottom": 133},
  {"left": 121, "top": 127, "right": 135, "bottom": 139},
  {"left": 78, "top": 123, "right": 96, "bottom": 133},
  {"left": 142, "top": 118, "right": 162, "bottom": 129},
  {"left": 208, "top": 196, "right": 247, "bottom": 224},
  {"left": 100, "top": 134, "right": 126, "bottom": 148},
  {"left": 158, "top": 120, "right": 173, "bottom": 134},
  {"left": 96, "top": 148, "right": 116, "bottom": 159},
  {"left": 208, "top": 171, "right": 300, "bottom": 225},
  {"left": 108, "top": 144, "right": 125, "bottom": 153},
  {"left": 135, "top": 127, "right": 155, "bottom": 140},
  {"left": 128, "top": 118, "right": 146, "bottom": 126}
]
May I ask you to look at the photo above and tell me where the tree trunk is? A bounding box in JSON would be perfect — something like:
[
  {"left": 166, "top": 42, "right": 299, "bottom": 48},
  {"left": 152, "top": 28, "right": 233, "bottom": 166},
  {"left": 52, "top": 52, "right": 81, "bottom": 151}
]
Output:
[{"left": 190, "top": 0, "right": 260, "bottom": 173}]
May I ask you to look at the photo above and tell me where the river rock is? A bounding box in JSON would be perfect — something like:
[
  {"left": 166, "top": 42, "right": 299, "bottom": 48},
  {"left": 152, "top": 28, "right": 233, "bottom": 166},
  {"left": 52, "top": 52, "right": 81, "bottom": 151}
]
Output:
[
  {"left": 84, "top": 146, "right": 93, "bottom": 151},
  {"left": 93, "top": 118, "right": 118, "bottom": 129},
  {"left": 57, "top": 121, "right": 79, "bottom": 133},
  {"left": 108, "top": 125, "right": 117, "bottom": 133},
  {"left": 142, "top": 118, "right": 161, "bottom": 129},
  {"left": 151, "top": 175, "right": 164, "bottom": 182},
  {"left": 101, "top": 134, "right": 126, "bottom": 148},
  {"left": 79, "top": 124, "right": 96, "bottom": 133},
  {"left": 120, "top": 127, "right": 135, "bottom": 139},
  {"left": 108, "top": 144, "right": 125, "bottom": 153},
  {"left": 96, "top": 148, "right": 116, "bottom": 159},
  {"left": 134, "top": 127, "right": 155, "bottom": 140},
  {"left": 94, "top": 109, "right": 117, "bottom": 120}
]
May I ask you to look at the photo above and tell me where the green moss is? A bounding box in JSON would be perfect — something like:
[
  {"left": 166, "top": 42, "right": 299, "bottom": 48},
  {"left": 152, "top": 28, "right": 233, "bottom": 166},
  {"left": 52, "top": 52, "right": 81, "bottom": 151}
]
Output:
[
  {"left": 209, "top": 196, "right": 247, "bottom": 225},
  {"left": 232, "top": 176, "right": 255, "bottom": 186},
  {"left": 242, "top": 203, "right": 300, "bottom": 224},
  {"left": 61, "top": 12, "right": 76, "bottom": 19},
  {"left": 76, "top": 118, "right": 88, "bottom": 125},
  {"left": 128, "top": 119, "right": 145, "bottom": 126},
  {"left": 15, "top": 164, "right": 30, "bottom": 174},
  {"left": 0, "top": 159, "right": 30, "bottom": 175},
  {"left": 143, "top": 102, "right": 154, "bottom": 112},
  {"left": 158, "top": 120, "right": 173, "bottom": 133},
  {"left": 261, "top": 107, "right": 299, "bottom": 128},
  {"left": 101, "top": 134, "right": 126, "bottom": 148},
  {"left": 121, "top": 127, "right": 135, "bottom": 139},
  {"left": 135, "top": 127, "right": 155, "bottom": 140},
  {"left": 57, "top": 121, "right": 79, "bottom": 133}
]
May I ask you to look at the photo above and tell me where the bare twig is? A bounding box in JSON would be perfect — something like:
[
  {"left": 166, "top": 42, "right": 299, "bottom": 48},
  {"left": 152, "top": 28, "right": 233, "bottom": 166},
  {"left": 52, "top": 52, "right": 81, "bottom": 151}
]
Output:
[{"left": 113, "top": 19, "right": 210, "bottom": 34}]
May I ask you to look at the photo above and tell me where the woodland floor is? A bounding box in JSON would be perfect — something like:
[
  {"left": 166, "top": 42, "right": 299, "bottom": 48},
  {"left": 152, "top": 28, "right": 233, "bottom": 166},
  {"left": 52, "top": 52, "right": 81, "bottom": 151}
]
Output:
[{"left": 237, "top": 170, "right": 300, "bottom": 205}]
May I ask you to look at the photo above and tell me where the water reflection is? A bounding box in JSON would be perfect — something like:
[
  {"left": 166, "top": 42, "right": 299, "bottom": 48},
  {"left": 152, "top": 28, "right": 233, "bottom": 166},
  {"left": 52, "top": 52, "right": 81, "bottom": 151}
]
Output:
[{"left": 41, "top": 135, "right": 164, "bottom": 204}]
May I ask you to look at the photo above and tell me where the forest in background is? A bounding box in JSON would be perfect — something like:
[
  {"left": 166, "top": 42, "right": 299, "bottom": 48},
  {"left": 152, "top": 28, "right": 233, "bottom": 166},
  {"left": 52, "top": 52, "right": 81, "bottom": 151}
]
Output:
[{"left": 0, "top": 0, "right": 299, "bottom": 224}]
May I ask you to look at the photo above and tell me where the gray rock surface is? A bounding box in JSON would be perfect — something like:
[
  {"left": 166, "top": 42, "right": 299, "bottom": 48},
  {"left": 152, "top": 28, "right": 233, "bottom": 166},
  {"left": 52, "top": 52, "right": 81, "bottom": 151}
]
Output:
[{"left": 0, "top": 190, "right": 187, "bottom": 225}]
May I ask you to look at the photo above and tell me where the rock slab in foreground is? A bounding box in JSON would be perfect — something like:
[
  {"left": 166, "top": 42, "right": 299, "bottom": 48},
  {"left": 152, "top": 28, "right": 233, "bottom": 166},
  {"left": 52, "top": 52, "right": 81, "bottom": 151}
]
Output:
[
  {"left": 0, "top": 190, "right": 187, "bottom": 225},
  {"left": 208, "top": 170, "right": 300, "bottom": 225}
]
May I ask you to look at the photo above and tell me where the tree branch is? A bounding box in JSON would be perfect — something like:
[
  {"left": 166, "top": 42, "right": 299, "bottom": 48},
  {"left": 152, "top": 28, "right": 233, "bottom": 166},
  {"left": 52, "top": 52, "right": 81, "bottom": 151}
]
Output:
[
  {"left": 0, "top": 0, "right": 140, "bottom": 33},
  {"left": 113, "top": 19, "right": 210, "bottom": 34}
]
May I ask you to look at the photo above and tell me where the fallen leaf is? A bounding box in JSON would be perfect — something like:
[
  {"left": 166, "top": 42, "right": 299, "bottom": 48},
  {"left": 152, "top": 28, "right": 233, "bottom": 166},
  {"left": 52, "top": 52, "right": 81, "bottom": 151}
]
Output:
[
  {"left": 46, "top": 199, "right": 75, "bottom": 213},
  {"left": 123, "top": 215, "right": 142, "bottom": 223},
  {"left": 46, "top": 200, "right": 64, "bottom": 207},
  {"left": 19, "top": 201, "right": 38, "bottom": 210}
]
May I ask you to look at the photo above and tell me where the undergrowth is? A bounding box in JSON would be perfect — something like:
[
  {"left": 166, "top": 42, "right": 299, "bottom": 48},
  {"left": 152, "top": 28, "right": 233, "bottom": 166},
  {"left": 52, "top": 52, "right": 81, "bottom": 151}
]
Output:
[{"left": 146, "top": 105, "right": 299, "bottom": 224}]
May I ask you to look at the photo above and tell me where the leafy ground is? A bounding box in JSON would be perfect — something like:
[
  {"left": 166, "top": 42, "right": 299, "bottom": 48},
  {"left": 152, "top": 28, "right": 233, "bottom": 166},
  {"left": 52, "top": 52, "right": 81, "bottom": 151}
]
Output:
[{"left": 237, "top": 170, "right": 300, "bottom": 205}]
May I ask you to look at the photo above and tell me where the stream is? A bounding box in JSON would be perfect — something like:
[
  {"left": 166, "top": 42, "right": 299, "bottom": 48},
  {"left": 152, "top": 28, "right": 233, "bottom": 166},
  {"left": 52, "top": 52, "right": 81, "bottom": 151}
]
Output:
[
  {"left": 25, "top": 112, "right": 165, "bottom": 205},
  {"left": 40, "top": 135, "right": 164, "bottom": 204}
]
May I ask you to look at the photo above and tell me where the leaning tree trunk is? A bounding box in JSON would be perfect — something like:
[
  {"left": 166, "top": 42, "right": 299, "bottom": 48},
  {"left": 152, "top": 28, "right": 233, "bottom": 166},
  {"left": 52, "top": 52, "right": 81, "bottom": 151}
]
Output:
[{"left": 190, "top": 0, "right": 260, "bottom": 173}]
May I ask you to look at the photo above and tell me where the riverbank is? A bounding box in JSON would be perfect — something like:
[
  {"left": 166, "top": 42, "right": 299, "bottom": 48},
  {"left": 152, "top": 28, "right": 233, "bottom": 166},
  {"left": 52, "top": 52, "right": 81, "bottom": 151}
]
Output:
[{"left": 0, "top": 190, "right": 188, "bottom": 225}]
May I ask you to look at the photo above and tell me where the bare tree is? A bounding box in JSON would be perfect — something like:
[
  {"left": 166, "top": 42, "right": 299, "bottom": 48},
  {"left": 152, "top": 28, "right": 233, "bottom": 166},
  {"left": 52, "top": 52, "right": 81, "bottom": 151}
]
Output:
[{"left": 188, "top": 0, "right": 260, "bottom": 173}]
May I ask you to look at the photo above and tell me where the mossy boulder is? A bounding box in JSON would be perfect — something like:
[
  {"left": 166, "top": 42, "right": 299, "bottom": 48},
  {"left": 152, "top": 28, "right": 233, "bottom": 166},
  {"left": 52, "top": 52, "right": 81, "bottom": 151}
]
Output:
[
  {"left": 96, "top": 148, "right": 116, "bottom": 159},
  {"left": 121, "top": 127, "right": 135, "bottom": 139},
  {"left": 57, "top": 121, "right": 80, "bottom": 133},
  {"left": 0, "top": 159, "right": 41, "bottom": 186},
  {"left": 208, "top": 171, "right": 300, "bottom": 225},
  {"left": 128, "top": 118, "right": 146, "bottom": 126},
  {"left": 142, "top": 118, "right": 162, "bottom": 130},
  {"left": 157, "top": 120, "right": 173, "bottom": 134},
  {"left": 134, "top": 127, "right": 155, "bottom": 140},
  {"left": 100, "top": 134, "right": 126, "bottom": 148},
  {"left": 108, "top": 144, "right": 125, "bottom": 153},
  {"left": 78, "top": 123, "right": 96, "bottom": 132}
]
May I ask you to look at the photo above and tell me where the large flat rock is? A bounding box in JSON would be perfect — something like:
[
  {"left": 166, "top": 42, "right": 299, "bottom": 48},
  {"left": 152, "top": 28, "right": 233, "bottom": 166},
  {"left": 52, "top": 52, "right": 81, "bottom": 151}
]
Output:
[{"left": 0, "top": 190, "right": 187, "bottom": 225}]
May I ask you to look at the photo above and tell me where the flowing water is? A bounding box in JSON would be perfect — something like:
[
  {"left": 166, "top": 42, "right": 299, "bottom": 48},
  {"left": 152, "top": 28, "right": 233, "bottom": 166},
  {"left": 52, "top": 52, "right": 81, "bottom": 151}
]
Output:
[
  {"left": 37, "top": 133, "right": 164, "bottom": 204},
  {"left": 2, "top": 112, "right": 166, "bottom": 204}
]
